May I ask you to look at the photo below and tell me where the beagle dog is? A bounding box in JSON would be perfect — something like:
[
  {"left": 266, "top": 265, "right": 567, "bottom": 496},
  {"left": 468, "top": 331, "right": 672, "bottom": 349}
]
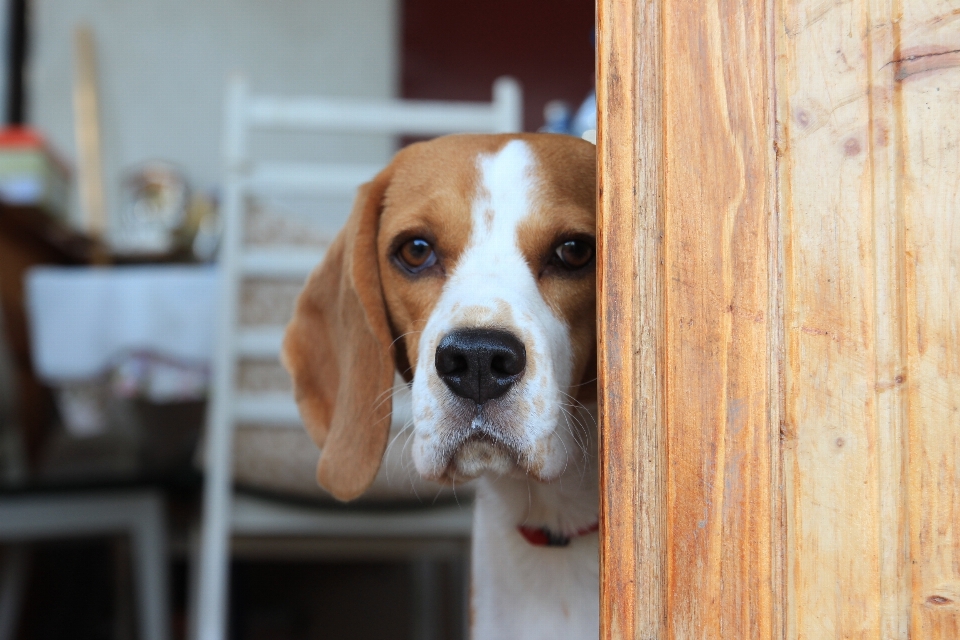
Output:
[{"left": 282, "top": 133, "right": 598, "bottom": 639}]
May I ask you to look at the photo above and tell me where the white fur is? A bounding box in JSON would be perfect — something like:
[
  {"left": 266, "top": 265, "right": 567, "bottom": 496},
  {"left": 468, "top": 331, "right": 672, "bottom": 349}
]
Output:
[
  {"left": 471, "top": 424, "right": 599, "bottom": 640},
  {"left": 407, "top": 140, "right": 599, "bottom": 639}
]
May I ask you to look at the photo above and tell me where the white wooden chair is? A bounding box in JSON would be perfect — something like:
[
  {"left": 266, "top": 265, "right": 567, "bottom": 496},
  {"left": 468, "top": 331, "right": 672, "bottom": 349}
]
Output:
[{"left": 193, "top": 75, "right": 523, "bottom": 640}]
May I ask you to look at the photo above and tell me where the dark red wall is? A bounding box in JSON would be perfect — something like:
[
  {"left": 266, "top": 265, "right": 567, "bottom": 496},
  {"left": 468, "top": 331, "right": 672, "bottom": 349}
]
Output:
[{"left": 401, "top": 0, "right": 595, "bottom": 132}]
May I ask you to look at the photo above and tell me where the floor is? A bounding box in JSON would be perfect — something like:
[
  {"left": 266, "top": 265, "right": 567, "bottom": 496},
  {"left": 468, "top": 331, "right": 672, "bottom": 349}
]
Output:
[{"left": 12, "top": 541, "right": 467, "bottom": 640}]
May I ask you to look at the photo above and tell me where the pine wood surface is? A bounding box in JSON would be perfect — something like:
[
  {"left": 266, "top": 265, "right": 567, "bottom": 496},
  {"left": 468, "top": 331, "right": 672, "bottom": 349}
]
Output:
[
  {"left": 777, "top": 0, "right": 960, "bottom": 637},
  {"left": 598, "top": 0, "right": 778, "bottom": 637},
  {"left": 599, "top": 0, "right": 959, "bottom": 637},
  {"left": 597, "top": 0, "right": 667, "bottom": 636}
]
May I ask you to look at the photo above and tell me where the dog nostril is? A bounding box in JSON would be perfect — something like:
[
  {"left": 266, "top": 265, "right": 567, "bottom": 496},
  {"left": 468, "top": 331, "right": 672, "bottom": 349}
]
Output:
[
  {"left": 491, "top": 353, "right": 522, "bottom": 377},
  {"left": 435, "top": 328, "right": 526, "bottom": 404},
  {"left": 436, "top": 351, "right": 469, "bottom": 376}
]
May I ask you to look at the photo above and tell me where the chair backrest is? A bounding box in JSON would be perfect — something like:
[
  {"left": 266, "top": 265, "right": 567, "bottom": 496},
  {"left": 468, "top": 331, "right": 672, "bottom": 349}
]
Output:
[
  {"left": 196, "top": 76, "right": 520, "bottom": 640},
  {"left": 211, "top": 75, "right": 522, "bottom": 432}
]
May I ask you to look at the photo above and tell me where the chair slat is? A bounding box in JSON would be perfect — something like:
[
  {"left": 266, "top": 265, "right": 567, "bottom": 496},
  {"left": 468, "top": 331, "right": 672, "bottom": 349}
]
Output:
[
  {"left": 234, "top": 393, "right": 301, "bottom": 425},
  {"left": 230, "top": 494, "right": 474, "bottom": 537},
  {"left": 241, "top": 248, "right": 324, "bottom": 279},
  {"left": 246, "top": 162, "right": 381, "bottom": 195},
  {"left": 246, "top": 97, "right": 499, "bottom": 135},
  {"left": 236, "top": 327, "right": 285, "bottom": 359}
]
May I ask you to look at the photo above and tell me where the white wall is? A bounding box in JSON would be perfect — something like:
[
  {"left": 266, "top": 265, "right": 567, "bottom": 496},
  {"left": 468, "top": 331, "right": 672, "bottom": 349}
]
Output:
[{"left": 28, "top": 0, "right": 398, "bottom": 235}]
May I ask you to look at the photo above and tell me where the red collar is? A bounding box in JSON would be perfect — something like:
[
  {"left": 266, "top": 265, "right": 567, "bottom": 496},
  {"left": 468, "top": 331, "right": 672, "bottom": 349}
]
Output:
[{"left": 518, "top": 521, "right": 599, "bottom": 547}]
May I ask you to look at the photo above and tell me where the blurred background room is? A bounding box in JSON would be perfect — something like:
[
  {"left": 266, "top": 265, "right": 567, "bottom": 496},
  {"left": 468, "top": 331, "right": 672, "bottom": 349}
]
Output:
[{"left": 0, "top": 1, "right": 595, "bottom": 638}]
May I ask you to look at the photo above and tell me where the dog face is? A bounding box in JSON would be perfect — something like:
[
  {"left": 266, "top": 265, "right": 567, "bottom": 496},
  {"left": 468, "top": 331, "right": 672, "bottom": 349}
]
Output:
[{"left": 283, "top": 134, "right": 596, "bottom": 500}]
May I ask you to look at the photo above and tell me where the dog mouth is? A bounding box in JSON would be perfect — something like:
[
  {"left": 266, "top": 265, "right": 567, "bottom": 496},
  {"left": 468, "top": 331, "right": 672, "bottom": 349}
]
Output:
[
  {"left": 436, "top": 414, "right": 526, "bottom": 481},
  {"left": 413, "top": 375, "right": 566, "bottom": 483}
]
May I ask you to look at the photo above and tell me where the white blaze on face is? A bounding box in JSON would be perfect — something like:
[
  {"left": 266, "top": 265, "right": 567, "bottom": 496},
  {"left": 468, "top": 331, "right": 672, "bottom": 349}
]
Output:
[{"left": 410, "top": 140, "right": 573, "bottom": 481}]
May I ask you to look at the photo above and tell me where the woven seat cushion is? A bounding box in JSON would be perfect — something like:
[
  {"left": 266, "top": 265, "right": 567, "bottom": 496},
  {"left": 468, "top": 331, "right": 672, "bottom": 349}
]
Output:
[{"left": 232, "top": 383, "right": 466, "bottom": 504}]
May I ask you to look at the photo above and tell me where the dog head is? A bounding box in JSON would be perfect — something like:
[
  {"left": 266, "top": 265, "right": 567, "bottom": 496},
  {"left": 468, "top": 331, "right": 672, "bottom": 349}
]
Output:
[{"left": 283, "top": 134, "right": 596, "bottom": 500}]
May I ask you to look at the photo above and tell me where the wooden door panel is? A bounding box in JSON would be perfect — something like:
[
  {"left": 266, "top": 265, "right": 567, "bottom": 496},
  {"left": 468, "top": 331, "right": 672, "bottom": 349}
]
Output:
[
  {"left": 597, "top": 0, "right": 667, "bottom": 635},
  {"left": 662, "top": 0, "right": 775, "bottom": 637},
  {"left": 777, "top": 0, "right": 960, "bottom": 636},
  {"left": 776, "top": 0, "right": 896, "bottom": 636},
  {"left": 598, "top": 0, "right": 779, "bottom": 637},
  {"left": 599, "top": 0, "right": 959, "bottom": 638},
  {"left": 899, "top": 3, "right": 960, "bottom": 637}
]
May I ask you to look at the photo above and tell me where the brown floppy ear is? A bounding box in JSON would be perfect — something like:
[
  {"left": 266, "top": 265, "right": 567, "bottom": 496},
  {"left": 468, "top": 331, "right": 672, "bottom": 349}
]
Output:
[{"left": 281, "top": 166, "right": 396, "bottom": 501}]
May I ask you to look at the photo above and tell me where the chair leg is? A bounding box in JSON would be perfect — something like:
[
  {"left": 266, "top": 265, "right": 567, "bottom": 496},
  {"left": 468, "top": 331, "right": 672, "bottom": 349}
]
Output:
[
  {"left": 411, "top": 557, "right": 441, "bottom": 640},
  {"left": 193, "top": 402, "right": 238, "bottom": 640},
  {"left": 193, "top": 487, "right": 234, "bottom": 640},
  {"left": 0, "top": 544, "right": 29, "bottom": 640},
  {"left": 184, "top": 527, "right": 202, "bottom": 640},
  {"left": 130, "top": 494, "right": 171, "bottom": 640},
  {"left": 459, "top": 552, "right": 471, "bottom": 640}
]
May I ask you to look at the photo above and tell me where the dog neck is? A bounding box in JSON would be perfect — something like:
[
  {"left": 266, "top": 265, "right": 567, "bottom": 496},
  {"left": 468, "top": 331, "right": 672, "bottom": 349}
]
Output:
[{"left": 469, "top": 404, "right": 599, "bottom": 640}]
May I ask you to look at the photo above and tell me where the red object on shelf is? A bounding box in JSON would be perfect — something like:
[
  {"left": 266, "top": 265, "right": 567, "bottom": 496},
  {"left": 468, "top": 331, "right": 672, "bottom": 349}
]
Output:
[
  {"left": 0, "top": 126, "right": 71, "bottom": 176},
  {"left": 0, "top": 126, "right": 71, "bottom": 220},
  {"left": 0, "top": 126, "right": 46, "bottom": 148}
]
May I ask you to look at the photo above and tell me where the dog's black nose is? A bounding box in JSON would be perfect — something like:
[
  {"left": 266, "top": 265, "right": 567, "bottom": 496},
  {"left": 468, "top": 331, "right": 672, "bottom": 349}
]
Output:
[{"left": 435, "top": 328, "right": 526, "bottom": 404}]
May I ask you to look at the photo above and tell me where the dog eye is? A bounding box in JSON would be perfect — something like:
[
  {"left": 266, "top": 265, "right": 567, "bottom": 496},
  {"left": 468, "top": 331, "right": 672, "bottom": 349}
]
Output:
[
  {"left": 396, "top": 238, "right": 437, "bottom": 273},
  {"left": 553, "top": 239, "right": 594, "bottom": 270}
]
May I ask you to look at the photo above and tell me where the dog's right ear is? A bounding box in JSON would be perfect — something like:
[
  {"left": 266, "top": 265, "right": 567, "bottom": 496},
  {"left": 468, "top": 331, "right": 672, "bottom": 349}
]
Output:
[{"left": 281, "top": 166, "right": 397, "bottom": 501}]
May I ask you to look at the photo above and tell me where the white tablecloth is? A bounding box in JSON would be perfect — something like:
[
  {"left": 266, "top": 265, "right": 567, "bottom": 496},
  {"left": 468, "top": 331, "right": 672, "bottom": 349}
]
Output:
[{"left": 26, "top": 265, "right": 218, "bottom": 381}]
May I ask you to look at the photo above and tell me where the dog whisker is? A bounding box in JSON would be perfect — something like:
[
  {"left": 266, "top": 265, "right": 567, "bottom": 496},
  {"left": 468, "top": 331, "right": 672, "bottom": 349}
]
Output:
[
  {"left": 451, "top": 477, "right": 461, "bottom": 509},
  {"left": 368, "top": 386, "right": 400, "bottom": 417},
  {"left": 560, "top": 391, "right": 597, "bottom": 422},
  {"left": 383, "top": 418, "right": 415, "bottom": 487},
  {"left": 389, "top": 330, "right": 422, "bottom": 350},
  {"left": 559, "top": 407, "right": 590, "bottom": 486},
  {"left": 525, "top": 477, "right": 533, "bottom": 521},
  {"left": 558, "top": 405, "right": 589, "bottom": 459}
]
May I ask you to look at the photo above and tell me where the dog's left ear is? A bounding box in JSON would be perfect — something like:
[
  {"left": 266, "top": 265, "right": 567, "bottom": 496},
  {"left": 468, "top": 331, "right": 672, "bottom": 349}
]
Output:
[{"left": 281, "top": 166, "right": 396, "bottom": 501}]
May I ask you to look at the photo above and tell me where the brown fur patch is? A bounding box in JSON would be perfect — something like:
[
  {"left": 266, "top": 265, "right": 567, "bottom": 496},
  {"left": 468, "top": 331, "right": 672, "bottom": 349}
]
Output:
[
  {"left": 376, "top": 137, "right": 496, "bottom": 372},
  {"left": 517, "top": 137, "right": 597, "bottom": 400}
]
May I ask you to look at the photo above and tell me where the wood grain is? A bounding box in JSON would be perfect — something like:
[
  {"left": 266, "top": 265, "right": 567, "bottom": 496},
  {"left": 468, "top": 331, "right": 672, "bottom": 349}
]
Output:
[
  {"left": 897, "top": 3, "right": 960, "bottom": 637},
  {"left": 777, "top": 1, "right": 890, "bottom": 634},
  {"left": 597, "top": 0, "right": 667, "bottom": 636},
  {"left": 776, "top": 0, "right": 960, "bottom": 636},
  {"left": 662, "top": 0, "right": 777, "bottom": 636},
  {"left": 599, "top": 0, "right": 957, "bottom": 636},
  {"left": 597, "top": 0, "right": 779, "bottom": 637}
]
